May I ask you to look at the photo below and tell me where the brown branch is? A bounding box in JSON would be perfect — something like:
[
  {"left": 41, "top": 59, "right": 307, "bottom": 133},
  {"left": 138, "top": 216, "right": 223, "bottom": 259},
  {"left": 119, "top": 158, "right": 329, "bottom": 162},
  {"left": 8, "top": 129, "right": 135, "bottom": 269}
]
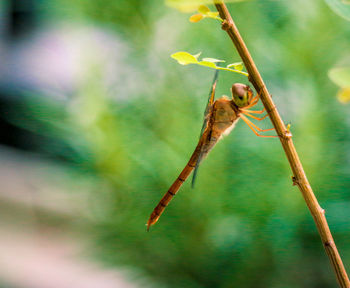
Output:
[{"left": 214, "top": 1, "right": 350, "bottom": 287}]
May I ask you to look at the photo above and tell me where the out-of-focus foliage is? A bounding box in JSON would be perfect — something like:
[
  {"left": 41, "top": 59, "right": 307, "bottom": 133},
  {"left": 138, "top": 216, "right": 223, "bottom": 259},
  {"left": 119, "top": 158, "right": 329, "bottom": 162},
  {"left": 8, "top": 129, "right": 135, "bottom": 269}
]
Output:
[
  {"left": 337, "top": 88, "right": 350, "bottom": 103},
  {"left": 166, "top": 0, "right": 250, "bottom": 12},
  {"left": 329, "top": 67, "right": 350, "bottom": 103},
  {"left": 324, "top": 0, "right": 350, "bottom": 21},
  {"left": 329, "top": 67, "right": 350, "bottom": 88},
  {"left": 5, "top": 0, "right": 350, "bottom": 287}
]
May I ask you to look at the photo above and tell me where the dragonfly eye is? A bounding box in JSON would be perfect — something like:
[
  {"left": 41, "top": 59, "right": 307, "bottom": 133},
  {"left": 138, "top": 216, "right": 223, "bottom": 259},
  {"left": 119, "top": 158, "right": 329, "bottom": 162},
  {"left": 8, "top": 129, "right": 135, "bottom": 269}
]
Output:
[{"left": 231, "top": 83, "right": 252, "bottom": 108}]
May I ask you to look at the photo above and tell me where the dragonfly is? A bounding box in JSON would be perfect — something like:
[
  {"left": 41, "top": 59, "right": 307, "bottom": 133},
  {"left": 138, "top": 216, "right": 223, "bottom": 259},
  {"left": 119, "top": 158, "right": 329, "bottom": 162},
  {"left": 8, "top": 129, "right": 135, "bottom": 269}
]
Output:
[{"left": 147, "top": 71, "right": 276, "bottom": 230}]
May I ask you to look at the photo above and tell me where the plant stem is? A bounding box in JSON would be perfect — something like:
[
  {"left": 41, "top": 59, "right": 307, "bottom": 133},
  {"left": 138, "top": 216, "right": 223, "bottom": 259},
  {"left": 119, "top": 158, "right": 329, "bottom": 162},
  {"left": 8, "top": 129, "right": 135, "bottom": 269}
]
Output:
[{"left": 214, "top": 1, "right": 350, "bottom": 287}]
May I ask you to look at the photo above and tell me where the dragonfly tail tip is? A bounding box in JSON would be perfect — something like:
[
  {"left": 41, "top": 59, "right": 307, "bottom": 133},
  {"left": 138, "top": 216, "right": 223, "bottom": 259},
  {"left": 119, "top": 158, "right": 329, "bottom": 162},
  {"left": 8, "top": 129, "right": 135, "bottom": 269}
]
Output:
[{"left": 146, "top": 218, "right": 153, "bottom": 231}]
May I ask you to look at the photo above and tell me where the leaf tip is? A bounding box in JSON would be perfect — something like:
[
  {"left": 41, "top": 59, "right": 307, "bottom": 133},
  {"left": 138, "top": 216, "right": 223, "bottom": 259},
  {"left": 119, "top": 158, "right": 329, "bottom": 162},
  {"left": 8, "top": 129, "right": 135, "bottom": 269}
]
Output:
[{"left": 189, "top": 13, "right": 204, "bottom": 22}]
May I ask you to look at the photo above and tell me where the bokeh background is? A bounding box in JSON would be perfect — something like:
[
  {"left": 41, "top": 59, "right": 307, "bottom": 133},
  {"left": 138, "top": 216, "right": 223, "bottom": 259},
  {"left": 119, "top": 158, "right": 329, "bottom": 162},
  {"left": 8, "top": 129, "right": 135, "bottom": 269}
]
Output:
[{"left": 0, "top": 0, "right": 350, "bottom": 287}]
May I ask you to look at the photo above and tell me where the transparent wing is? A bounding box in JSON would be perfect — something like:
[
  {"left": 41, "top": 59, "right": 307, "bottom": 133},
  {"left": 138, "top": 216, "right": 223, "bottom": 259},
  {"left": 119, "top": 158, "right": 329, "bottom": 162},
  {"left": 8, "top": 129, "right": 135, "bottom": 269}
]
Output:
[
  {"left": 198, "top": 69, "right": 219, "bottom": 140},
  {"left": 191, "top": 70, "right": 219, "bottom": 188},
  {"left": 191, "top": 143, "right": 206, "bottom": 188}
]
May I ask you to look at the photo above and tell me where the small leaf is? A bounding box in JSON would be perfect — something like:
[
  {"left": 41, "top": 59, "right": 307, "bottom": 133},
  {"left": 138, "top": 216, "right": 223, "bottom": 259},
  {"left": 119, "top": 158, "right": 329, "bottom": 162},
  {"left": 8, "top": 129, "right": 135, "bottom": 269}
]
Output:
[
  {"left": 198, "top": 61, "right": 217, "bottom": 69},
  {"left": 337, "top": 87, "right": 350, "bottom": 103},
  {"left": 198, "top": 4, "right": 210, "bottom": 14},
  {"left": 171, "top": 51, "right": 199, "bottom": 65},
  {"left": 328, "top": 67, "right": 350, "bottom": 88},
  {"left": 206, "top": 11, "right": 220, "bottom": 17},
  {"left": 202, "top": 57, "right": 225, "bottom": 63},
  {"left": 193, "top": 52, "right": 202, "bottom": 59},
  {"left": 171, "top": 52, "right": 198, "bottom": 65},
  {"left": 227, "top": 62, "right": 244, "bottom": 71},
  {"left": 189, "top": 13, "right": 204, "bottom": 22}
]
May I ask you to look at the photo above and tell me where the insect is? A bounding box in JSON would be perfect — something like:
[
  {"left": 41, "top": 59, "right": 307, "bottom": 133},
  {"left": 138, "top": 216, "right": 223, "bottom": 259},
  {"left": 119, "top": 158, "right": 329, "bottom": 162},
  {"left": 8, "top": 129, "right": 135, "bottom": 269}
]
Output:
[{"left": 147, "top": 71, "right": 276, "bottom": 230}]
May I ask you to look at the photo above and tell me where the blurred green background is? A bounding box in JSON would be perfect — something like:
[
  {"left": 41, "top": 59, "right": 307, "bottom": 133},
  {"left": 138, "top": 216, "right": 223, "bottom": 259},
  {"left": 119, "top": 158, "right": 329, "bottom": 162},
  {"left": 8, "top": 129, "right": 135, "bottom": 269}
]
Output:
[{"left": 0, "top": 0, "right": 350, "bottom": 287}]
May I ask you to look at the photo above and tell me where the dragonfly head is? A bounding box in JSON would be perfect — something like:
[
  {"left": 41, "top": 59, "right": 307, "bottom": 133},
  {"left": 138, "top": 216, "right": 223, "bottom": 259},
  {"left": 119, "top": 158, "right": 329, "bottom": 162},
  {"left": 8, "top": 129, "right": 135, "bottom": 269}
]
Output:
[{"left": 231, "top": 83, "right": 253, "bottom": 108}]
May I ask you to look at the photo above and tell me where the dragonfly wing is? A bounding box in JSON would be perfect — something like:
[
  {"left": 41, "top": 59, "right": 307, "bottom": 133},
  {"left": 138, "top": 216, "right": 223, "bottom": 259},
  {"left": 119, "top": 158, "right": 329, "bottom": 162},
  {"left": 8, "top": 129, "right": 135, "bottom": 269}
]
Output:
[
  {"left": 191, "top": 145, "right": 205, "bottom": 188},
  {"left": 198, "top": 70, "right": 219, "bottom": 140},
  {"left": 192, "top": 70, "right": 219, "bottom": 187},
  {"left": 191, "top": 127, "right": 221, "bottom": 188}
]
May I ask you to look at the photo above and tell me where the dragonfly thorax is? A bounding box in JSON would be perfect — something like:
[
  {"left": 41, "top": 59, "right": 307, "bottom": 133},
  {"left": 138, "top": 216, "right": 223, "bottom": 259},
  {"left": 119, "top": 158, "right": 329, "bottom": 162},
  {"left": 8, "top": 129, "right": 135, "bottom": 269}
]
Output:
[{"left": 231, "top": 83, "right": 253, "bottom": 108}]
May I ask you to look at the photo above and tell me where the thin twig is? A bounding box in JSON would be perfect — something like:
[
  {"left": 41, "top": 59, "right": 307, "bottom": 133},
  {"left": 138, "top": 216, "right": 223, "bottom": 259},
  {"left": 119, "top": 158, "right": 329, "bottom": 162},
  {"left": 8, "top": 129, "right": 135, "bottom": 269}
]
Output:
[{"left": 213, "top": 1, "right": 350, "bottom": 287}]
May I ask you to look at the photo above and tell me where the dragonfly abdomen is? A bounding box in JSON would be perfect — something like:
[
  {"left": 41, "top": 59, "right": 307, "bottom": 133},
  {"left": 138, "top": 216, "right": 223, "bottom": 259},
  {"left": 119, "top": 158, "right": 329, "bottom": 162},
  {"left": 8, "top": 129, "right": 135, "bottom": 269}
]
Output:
[{"left": 146, "top": 142, "right": 202, "bottom": 230}]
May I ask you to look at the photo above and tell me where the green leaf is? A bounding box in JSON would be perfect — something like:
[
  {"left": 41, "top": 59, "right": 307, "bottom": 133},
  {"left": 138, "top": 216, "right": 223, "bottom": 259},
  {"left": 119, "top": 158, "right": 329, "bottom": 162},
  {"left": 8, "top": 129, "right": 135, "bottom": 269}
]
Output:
[
  {"left": 328, "top": 67, "right": 350, "bottom": 88},
  {"left": 198, "top": 4, "right": 210, "bottom": 14},
  {"left": 171, "top": 52, "right": 199, "bottom": 65},
  {"left": 189, "top": 13, "right": 204, "bottom": 22},
  {"left": 227, "top": 62, "right": 244, "bottom": 71},
  {"left": 189, "top": 6, "right": 222, "bottom": 22},
  {"left": 217, "top": 66, "right": 248, "bottom": 76},
  {"left": 193, "top": 52, "right": 202, "bottom": 59},
  {"left": 324, "top": 0, "right": 350, "bottom": 21},
  {"left": 202, "top": 57, "right": 225, "bottom": 63},
  {"left": 206, "top": 11, "right": 220, "bottom": 17},
  {"left": 198, "top": 61, "right": 217, "bottom": 68}
]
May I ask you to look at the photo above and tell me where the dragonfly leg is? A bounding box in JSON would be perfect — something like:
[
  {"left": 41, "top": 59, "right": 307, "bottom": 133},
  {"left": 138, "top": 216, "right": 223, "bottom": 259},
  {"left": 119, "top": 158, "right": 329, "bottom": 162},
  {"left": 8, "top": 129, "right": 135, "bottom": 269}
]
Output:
[
  {"left": 241, "top": 115, "right": 274, "bottom": 132},
  {"left": 241, "top": 107, "right": 266, "bottom": 114},
  {"left": 240, "top": 114, "right": 278, "bottom": 138},
  {"left": 245, "top": 88, "right": 262, "bottom": 108},
  {"left": 245, "top": 98, "right": 259, "bottom": 109},
  {"left": 242, "top": 111, "right": 268, "bottom": 121},
  {"left": 250, "top": 93, "right": 259, "bottom": 104}
]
